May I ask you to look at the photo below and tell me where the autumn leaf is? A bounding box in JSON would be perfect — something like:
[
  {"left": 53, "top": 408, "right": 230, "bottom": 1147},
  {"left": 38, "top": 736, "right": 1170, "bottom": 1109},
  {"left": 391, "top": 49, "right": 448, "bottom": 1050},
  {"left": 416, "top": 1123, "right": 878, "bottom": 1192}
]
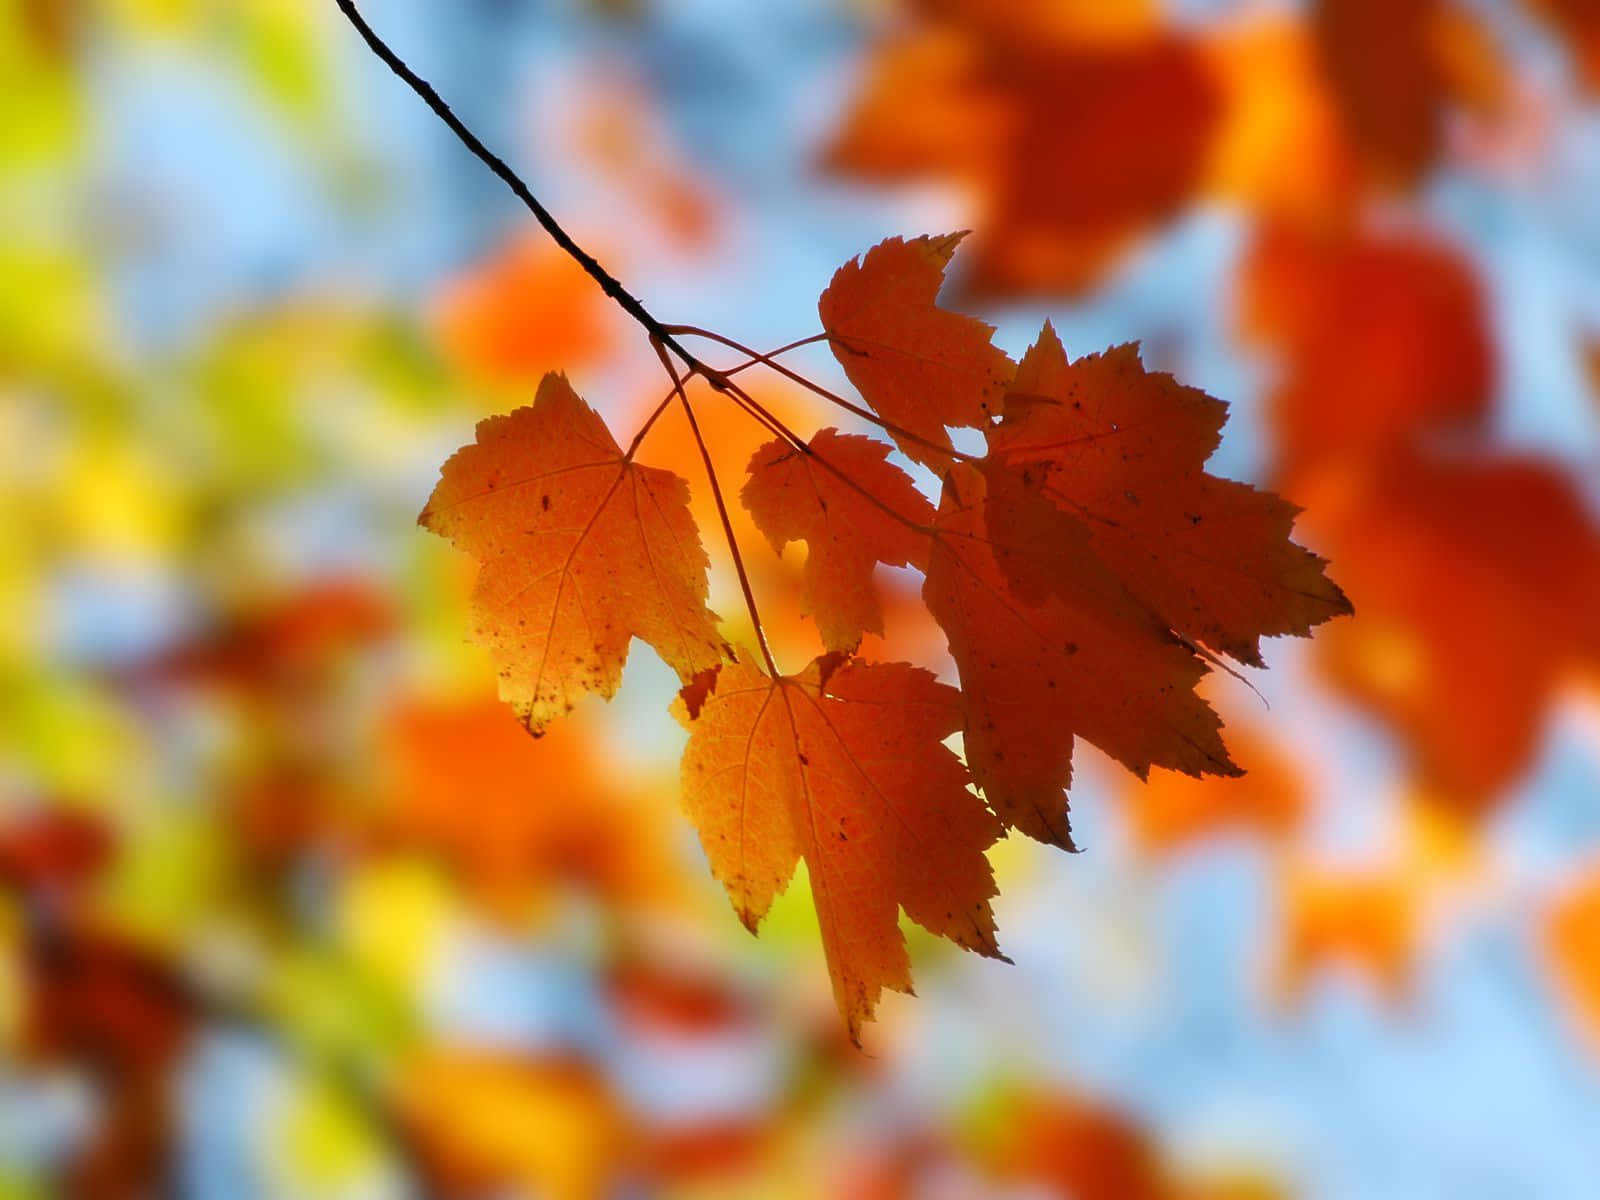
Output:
[
  {"left": 925, "top": 460, "right": 1231, "bottom": 849},
  {"left": 1200, "top": 18, "right": 1361, "bottom": 226},
  {"left": 674, "top": 653, "right": 1003, "bottom": 1040},
  {"left": 121, "top": 576, "right": 393, "bottom": 699},
  {"left": 987, "top": 329, "right": 1349, "bottom": 666},
  {"left": 2, "top": 853, "right": 197, "bottom": 1199},
  {"left": 1311, "top": 0, "right": 1509, "bottom": 190},
  {"left": 821, "top": 26, "right": 1007, "bottom": 182},
  {"left": 922, "top": 327, "right": 1347, "bottom": 847},
  {"left": 975, "top": 1089, "right": 1167, "bottom": 1200},
  {"left": 419, "top": 372, "right": 727, "bottom": 732},
  {"left": 818, "top": 232, "right": 1013, "bottom": 466},
  {"left": 0, "top": 807, "right": 114, "bottom": 895},
  {"left": 961, "top": 32, "right": 1221, "bottom": 298},
  {"left": 1312, "top": 0, "right": 1446, "bottom": 189},
  {"left": 740, "top": 428, "right": 933, "bottom": 651}
]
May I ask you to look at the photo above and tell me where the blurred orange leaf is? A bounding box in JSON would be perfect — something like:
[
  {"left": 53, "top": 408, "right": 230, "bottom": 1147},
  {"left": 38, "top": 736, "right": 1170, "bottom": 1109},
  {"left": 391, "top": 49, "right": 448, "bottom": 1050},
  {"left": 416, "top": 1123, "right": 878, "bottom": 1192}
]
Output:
[
  {"left": 1311, "top": 0, "right": 1506, "bottom": 189},
  {"left": 126, "top": 576, "right": 393, "bottom": 699},
  {"left": 979, "top": 1089, "right": 1167, "bottom": 1200},
  {"left": 1201, "top": 17, "right": 1361, "bottom": 227},
  {"left": 0, "top": 807, "right": 114, "bottom": 895},
  {"left": 1544, "top": 865, "right": 1600, "bottom": 1055},
  {"left": 12, "top": 908, "right": 196, "bottom": 1195},
  {"left": 378, "top": 695, "right": 682, "bottom": 919},
  {"left": 1274, "top": 860, "right": 1419, "bottom": 1005},
  {"left": 1300, "top": 454, "right": 1600, "bottom": 809},
  {"left": 1239, "top": 223, "right": 1494, "bottom": 477},
  {"left": 432, "top": 230, "right": 615, "bottom": 384},
  {"left": 1123, "top": 726, "right": 1305, "bottom": 855},
  {"left": 825, "top": 15, "right": 1221, "bottom": 297}
]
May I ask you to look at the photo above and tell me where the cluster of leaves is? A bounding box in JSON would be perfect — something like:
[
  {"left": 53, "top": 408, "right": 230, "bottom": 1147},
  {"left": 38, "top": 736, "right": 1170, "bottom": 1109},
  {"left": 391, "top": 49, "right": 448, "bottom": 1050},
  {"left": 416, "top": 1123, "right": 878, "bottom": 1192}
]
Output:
[
  {"left": 822, "top": 0, "right": 1600, "bottom": 1005},
  {"left": 419, "top": 231, "right": 1350, "bottom": 1038}
]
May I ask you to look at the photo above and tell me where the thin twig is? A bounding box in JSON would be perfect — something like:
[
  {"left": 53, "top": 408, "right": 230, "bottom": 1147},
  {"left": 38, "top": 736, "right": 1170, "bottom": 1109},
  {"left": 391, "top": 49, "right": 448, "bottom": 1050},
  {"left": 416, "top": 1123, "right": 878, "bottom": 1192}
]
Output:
[
  {"left": 331, "top": 0, "right": 712, "bottom": 378},
  {"left": 624, "top": 345, "right": 813, "bottom": 461}
]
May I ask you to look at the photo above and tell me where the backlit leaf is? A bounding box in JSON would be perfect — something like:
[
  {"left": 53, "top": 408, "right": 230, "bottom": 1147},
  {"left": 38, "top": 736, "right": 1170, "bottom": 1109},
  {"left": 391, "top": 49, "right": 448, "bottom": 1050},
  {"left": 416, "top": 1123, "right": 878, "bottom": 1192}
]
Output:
[
  {"left": 674, "top": 653, "right": 1003, "bottom": 1040},
  {"left": 740, "top": 428, "right": 933, "bottom": 651},
  {"left": 419, "top": 373, "right": 727, "bottom": 732}
]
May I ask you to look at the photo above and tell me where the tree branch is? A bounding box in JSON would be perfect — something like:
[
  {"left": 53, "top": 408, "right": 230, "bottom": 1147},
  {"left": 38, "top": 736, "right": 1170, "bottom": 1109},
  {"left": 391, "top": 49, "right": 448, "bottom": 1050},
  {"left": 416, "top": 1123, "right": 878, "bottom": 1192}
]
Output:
[{"left": 331, "top": 0, "right": 712, "bottom": 378}]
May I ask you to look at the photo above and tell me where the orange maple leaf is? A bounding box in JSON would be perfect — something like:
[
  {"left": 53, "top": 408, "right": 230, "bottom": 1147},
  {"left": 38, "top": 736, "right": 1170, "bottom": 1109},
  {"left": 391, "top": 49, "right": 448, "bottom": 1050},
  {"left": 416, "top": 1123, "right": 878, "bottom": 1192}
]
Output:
[
  {"left": 674, "top": 653, "right": 1004, "bottom": 1041},
  {"left": 925, "top": 460, "right": 1231, "bottom": 849},
  {"left": 988, "top": 329, "right": 1348, "bottom": 666},
  {"left": 818, "top": 232, "right": 1013, "bottom": 466},
  {"left": 740, "top": 428, "right": 934, "bottom": 652},
  {"left": 419, "top": 373, "right": 727, "bottom": 732},
  {"left": 923, "top": 327, "right": 1347, "bottom": 846}
]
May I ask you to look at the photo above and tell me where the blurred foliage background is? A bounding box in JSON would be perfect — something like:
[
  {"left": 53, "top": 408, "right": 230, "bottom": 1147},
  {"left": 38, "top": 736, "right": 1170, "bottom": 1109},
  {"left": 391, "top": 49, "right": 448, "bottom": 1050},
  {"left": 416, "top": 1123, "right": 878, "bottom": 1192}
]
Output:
[{"left": 2, "top": 0, "right": 1599, "bottom": 1196}]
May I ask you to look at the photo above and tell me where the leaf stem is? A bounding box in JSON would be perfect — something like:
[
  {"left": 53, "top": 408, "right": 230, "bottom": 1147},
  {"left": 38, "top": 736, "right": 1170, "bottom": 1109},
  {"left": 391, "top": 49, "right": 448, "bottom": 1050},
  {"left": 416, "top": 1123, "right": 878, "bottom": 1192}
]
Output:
[
  {"left": 621, "top": 387, "right": 679, "bottom": 463},
  {"left": 715, "top": 371, "right": 937, "bottom": 539},
  {"left": 651, "top": 340, "right": 781, "bottom": 678},
  {"left": 664, "top": 325, "right": 977, "bottom": 463},
  {"left": 624, "top": 344, "right": 811, "bottom": 462}
]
